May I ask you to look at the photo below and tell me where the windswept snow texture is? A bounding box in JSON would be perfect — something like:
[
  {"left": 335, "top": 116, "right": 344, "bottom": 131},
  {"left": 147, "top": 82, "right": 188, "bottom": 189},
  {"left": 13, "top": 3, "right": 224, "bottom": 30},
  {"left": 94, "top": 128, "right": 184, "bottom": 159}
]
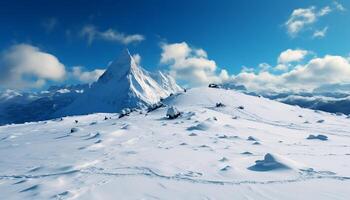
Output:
[
  {"left": 1, "top": 87, "right": 350, "bottom": 199},
  {"left": 56, "top": 49, "right": 182, "bottom": 117}
]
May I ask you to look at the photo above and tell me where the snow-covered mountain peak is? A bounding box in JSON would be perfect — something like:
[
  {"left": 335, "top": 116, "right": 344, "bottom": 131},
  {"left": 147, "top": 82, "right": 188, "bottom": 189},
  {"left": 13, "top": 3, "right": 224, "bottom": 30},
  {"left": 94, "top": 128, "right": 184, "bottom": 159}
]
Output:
[
  {"left": 98, "top": 48, "right": 136, "bottom": 83},
  {"left": 55, "top": 49, "right": 183, "bottom": 116}
]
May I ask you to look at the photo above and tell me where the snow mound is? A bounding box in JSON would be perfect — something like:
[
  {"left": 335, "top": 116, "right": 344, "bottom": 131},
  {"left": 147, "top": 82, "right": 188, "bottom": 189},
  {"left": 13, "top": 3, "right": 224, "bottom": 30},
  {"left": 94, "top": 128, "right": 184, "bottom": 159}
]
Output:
[
  {"left": 248, "top": 153, "right": 302, "bottom": 172},
  {"left": 247, "top": 136, "right": 258, "bottom": 141},
  {"left": 187, "top": 122, "right": 211, "bottom": 131},
  {"left": 307, "top": 134, "right": 328, "bottom": 141},
  {"left": 70, "top": 127, "right": 80, "bottom": 133},
  {"left": 166, "top": 106, "right": 180, "bottom": 119}
]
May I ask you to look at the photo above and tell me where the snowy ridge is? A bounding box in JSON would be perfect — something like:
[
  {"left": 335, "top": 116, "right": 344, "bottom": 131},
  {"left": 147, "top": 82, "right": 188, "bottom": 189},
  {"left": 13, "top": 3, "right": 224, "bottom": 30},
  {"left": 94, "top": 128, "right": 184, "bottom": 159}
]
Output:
[
  {"left": 1, "top": 87, "right": 350, "bottom": 199},
  {"left": 150, "top": 71, "right": 183, "bottom": 95}
]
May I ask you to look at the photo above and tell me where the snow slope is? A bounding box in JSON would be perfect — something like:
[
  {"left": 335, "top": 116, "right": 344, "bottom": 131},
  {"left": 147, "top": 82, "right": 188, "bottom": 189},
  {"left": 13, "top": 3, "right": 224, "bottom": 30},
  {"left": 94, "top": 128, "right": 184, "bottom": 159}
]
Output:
[
  {"left": 55, "top": 49, "right": 182, "bottom": 117},
  {"left": 1, "top": 87, "right": 350, "bottom": 199}
]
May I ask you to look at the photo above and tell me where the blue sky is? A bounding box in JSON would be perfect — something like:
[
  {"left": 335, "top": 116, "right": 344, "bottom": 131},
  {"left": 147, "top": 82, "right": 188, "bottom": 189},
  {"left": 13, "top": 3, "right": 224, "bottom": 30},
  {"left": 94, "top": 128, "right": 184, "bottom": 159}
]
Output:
[{"left": 1, "top": 0, "right": 350, "bottom": 91}]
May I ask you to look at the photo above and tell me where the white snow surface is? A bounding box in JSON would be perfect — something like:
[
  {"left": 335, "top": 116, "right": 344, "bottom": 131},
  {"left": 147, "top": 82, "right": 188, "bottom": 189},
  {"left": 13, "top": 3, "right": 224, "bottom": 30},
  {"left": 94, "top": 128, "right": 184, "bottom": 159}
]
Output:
[{"left": 1, "top": 87, "right": 350, "bottom": 199}]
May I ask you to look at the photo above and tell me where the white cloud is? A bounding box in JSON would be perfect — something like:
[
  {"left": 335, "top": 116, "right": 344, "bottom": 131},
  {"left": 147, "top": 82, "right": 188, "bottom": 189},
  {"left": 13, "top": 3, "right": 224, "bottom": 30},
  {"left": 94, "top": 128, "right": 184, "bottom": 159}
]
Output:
[
  {"left": 219, "top": 69, "right": 230, "bottom": 80},
  {"left": 232, "top": 71, "right": 281, "bottom": 92},
  {"left": 160, "top": 42, "right": 191, "bottom": 63},
  {"left": 231, "top": 55, "right": 350, "bottom": 92},
  {"left": 334, "top": 1, "right": 346, "bottom": 11},
  {"left": 195, "top": 49, "right": 208, "bottom": 58},
  {"left": 159, "top": 43, "right": 350, "bottom": 92},
  {"left": 285, "top": 7, "right": 318, "bottom": 37},
  {"left": 258, "top": 63, "right": 271, "bottom": 71},
  {"left": 0, "top": 44, "right": 66, "bottom": 89},
  {"left": 278, "top": 49, "right": 309, "bottom": 64},
  {"left": 160, "top": 42, "right": 227, "bottom": 86},
  {"left": 318, "top": 6, "right": 332, "bottom": 16},
  {"left": 285, "top": 2, "right": 344, "bottom": 37},
  {"left": 313, "top": 26, "right": 328, "bottom": 38},
  {"left": 81, "top": 25, "right": 144, "bottom": 45},
  {"left": 71, "top": 66, "right": 105, "bottom": 83},
  {"left": 274, "top": 64, "right": 289, "bottom": 71}
]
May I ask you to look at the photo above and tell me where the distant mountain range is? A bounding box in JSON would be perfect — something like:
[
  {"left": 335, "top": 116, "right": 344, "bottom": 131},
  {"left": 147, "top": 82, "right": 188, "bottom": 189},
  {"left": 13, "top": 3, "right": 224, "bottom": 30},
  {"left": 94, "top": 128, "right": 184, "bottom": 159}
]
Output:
[
  {"left": 264, "top": 92, "right": 350, "bottom": 115},
  {"left": 219, "top": 82, "right": 350, "bottom": 116},
  {"left": 0, "top": 84, "right": 90, "bottom": 125}
]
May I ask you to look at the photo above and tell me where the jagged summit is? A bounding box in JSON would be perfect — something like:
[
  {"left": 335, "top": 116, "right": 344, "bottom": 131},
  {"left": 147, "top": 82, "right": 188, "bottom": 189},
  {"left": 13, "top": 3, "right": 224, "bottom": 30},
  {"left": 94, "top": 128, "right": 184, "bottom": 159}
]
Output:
[
  {"left": 55, "top": 49, "right": 182, "bottom": 116},
  {"left": 97, "top": 49, "right": 136, "bottom": 83}
]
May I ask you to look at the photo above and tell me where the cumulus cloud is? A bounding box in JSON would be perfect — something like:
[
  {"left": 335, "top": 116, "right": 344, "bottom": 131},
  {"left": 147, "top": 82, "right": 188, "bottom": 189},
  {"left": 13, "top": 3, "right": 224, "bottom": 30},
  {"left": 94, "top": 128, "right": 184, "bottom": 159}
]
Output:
[
  {"left": 231, "top": 55, "right": 350, "bottom": 92},
  {"left": 195, "top": 49, "right": 208, "bottom": 58},
  {"left": 313, "top": 26, "right": 328, "bottom": 38},
  {"left": 160, "top": 42, "right": 191, "bottom": 63},
  {"left": 160, "top": 42, "right": 228, "bottom": 86},
  {"left": 285, "top": 6, "right": 318, "bottom": 37},
  {"left": 278, "top": 49, "right": 309, "bottom": 64},
  {"left": 285, "top": 2, "right": 344, "bottom": 37},
  {"left": 258, "top": 63, "right": 271, "bottom": 72},
  {"left": 274, "top": 64, "right": 289, "bottom": 72},
  {"left": 71, "top": 66, "right": 105, "bottom": 83},
  {"left": 0, "top": 44, "right": 66, "bottom": 89},
  {"left": 81, "top": 25, "right": 144, "bottom": 45}
]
